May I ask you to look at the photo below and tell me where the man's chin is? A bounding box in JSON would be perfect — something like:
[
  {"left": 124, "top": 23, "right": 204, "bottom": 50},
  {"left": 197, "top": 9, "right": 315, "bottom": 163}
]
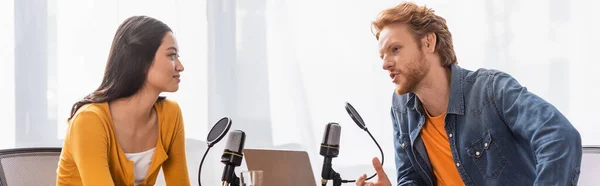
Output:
[{"left": 395, "top": 86, "right": 409, "bottom": 95}]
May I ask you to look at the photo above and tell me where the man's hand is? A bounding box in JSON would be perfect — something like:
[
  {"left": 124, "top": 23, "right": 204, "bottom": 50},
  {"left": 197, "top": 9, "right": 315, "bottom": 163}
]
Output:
[{"left": 356, "top": 157, "right": 391, "bottom": 186}]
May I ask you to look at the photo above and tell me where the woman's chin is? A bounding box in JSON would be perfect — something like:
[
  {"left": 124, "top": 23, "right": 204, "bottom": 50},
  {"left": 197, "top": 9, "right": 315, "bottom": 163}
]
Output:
[{"left": 163, "top": 86, "right": 179, "bottom": 93}]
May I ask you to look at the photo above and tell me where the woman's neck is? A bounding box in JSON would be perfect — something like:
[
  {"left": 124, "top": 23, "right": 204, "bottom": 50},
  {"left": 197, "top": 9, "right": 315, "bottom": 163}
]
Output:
[{"left": 109, "top": 88, "right": 160, "bottom": 126}]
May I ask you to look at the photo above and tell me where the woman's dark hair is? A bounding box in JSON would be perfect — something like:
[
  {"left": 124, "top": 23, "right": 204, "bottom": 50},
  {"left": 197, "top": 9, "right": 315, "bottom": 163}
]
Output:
[{"left": 68, "top": 16, "right": 171, "bottom": 120}]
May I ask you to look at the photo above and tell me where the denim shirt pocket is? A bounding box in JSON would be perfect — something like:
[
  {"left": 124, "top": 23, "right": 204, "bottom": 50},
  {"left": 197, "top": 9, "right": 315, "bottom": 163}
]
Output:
[{"left": 465, "top": 131, "right": 508, "bottom": 179}]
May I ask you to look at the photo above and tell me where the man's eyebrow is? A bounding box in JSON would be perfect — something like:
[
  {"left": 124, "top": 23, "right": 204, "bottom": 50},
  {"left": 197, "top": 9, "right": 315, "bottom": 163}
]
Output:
[
  {"left": 379, "top": 44, "right": 386, "bottom": 59},
  {"left": 379, "top": 42, "right": 396, "bottom": 59}
]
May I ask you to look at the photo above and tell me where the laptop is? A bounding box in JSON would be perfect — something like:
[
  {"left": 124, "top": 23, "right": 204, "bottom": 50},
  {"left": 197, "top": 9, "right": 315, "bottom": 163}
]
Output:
[{"left": 243, "top": 148, "right": 317, "bottom": 186}]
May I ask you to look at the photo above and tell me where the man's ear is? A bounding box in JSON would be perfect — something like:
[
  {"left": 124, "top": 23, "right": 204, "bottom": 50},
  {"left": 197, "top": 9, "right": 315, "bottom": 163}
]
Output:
[{"left": 421, "top": 32, "right": 437, "bottom": 53}]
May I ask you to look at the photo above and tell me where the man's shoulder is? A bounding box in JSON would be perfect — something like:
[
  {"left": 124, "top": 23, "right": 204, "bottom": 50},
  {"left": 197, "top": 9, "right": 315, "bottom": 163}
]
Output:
[
  {"left": 462, "top": 67, "right": 500, "bottom": 82},
  {"left": 391, "top": 91, "right": 412, "bottom": 114},
  {"left": 461, "top": 66, "right": 516, "bottom": 83}
]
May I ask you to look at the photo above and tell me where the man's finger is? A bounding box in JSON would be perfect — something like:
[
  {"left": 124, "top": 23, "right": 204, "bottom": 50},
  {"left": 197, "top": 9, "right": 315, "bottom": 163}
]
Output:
[
  {"left": 356, "top": 174, "right": 367, "bottom": 186},
  {"left": 372, "top": 157, "right": 388, "bottom": 180}
]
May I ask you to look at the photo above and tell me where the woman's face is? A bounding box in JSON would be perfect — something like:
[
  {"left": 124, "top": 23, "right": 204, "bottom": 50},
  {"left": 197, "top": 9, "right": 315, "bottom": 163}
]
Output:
[{"left": 146, "top": 32, "right": 184, "bottom": 93}]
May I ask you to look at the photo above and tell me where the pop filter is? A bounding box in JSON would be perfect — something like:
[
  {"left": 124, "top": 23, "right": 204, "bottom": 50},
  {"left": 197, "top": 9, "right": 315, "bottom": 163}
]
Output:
[
  {"left": 207, "top": 117, "right": 232, "bottom": 147},
  {"left": 199, "top": 117, "right": 232, "bottom": 186},
  {"left": 345, "top": 102, "right": 366, "bottom": 131},
  {"left": 343, "top": 102, "right": 384, "bottom": 183}
]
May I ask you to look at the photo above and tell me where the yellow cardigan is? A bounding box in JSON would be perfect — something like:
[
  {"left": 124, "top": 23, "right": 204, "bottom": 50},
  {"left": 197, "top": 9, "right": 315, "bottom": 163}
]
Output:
[{"left": 56, "top": 99, "right": 190, "bottom": 186}]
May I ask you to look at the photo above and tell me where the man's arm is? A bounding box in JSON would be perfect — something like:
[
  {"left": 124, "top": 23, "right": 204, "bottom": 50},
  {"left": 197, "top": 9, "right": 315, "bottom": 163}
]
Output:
[
  {"left": 490, "top": 72, "right": 582, "bottom": 185},
  {"left": 390, "top": 108, "right": 421, "bottom": 186}
]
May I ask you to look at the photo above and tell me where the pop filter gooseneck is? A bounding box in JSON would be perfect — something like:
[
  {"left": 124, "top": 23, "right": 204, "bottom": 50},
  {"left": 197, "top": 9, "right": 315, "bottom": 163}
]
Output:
[
  {"left": 199, "top": 117, "right": 232, "bottom": 186},
  {"left": 343, "top": 102, "right": 384, "bottom": 183}
]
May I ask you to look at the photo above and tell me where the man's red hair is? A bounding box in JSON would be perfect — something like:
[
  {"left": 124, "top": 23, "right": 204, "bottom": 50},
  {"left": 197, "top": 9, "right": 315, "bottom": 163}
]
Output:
[{"left": 371, "top": 2, "right": 457, "bottom": 67}]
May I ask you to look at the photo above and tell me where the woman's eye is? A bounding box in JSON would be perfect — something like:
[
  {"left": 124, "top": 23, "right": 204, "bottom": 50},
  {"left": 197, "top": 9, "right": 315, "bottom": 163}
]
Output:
[{"left": 393, "top": 47, "right": 399, "bottom": 52}]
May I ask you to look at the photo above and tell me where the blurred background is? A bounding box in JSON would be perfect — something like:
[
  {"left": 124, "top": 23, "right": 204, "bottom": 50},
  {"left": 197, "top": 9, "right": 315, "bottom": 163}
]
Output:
[{"left": 0, "top": 0, "right": 599, "bottom": 185}]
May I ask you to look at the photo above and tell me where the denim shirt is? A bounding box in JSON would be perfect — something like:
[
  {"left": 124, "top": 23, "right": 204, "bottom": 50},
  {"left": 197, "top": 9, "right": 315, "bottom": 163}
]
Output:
[{"left": 390, "top": 65, "right": 582, "bottom": 186}]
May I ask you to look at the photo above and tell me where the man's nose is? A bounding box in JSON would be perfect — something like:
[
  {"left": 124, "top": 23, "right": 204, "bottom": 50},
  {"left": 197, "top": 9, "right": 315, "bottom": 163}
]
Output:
[{"left": 382, "top": 58, "right": 393, "bottom": 71}]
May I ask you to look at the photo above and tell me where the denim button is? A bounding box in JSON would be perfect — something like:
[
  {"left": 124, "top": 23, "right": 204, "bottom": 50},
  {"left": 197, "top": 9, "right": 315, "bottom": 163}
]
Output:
[
  {"left": 456, "top": 162, "right": 460, "bottom": 167},
  {"left": 484, "top": 143, "right": 489, "bottom": 148},
  {"left": 401, "top": 143, "right": 406, "bottom": 149},
  {"left": 449, "top": 134, "right": 453, "bottom": 138},
  {"left": 476, "top": 151, "right": 480, "bottom": 156}
]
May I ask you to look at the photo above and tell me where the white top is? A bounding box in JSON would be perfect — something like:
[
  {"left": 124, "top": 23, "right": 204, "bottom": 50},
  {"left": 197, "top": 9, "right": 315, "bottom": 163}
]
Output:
[{"left": 125, "top": 148, "right": 156, "bottom": 186}]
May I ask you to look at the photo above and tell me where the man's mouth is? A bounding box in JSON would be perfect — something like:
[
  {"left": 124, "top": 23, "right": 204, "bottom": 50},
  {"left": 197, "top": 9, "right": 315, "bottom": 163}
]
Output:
[{"left": 389, "top": 73, "right": 399, "bottom": 82}]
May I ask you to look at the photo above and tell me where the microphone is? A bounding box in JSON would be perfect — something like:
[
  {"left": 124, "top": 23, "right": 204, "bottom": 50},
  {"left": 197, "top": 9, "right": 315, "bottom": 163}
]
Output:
[
  {"left": 320, "top": 102, "right": 385, "bottom": 186},
  {"left": 221, "top": 130, "right": 246, "bottom": 186},
  {"left": 344, "top": 102, "right": 385, "bottom": 182},
  {"left": 320, "top": 122, "right": 343, "bottom": 186},
  {"left": 199, "top": 117, "right": 232, "bottom": 186}
]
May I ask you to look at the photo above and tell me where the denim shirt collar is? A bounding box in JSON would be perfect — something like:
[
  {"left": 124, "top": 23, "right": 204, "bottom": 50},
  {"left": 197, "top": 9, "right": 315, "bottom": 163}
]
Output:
[{"left": 403, "top": 64, "right": 465, "bottom": 116}]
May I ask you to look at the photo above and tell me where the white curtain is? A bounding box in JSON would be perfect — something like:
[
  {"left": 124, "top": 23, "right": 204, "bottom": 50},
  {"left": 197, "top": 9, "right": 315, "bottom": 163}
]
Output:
[{"left": 0, "top": 0, "right": 16, "bottom": 150}]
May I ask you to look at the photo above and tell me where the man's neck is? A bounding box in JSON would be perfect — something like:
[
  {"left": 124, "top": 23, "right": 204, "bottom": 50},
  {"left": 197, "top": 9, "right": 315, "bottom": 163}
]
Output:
[{"left": 414, "top": 66, "right": 451, "bottom": 117}]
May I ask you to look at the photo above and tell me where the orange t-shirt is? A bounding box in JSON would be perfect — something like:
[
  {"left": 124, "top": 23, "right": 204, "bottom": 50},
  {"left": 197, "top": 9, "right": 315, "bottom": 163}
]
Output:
[{"left": 420, "top": 108, "right": 465, "bottom": 186}]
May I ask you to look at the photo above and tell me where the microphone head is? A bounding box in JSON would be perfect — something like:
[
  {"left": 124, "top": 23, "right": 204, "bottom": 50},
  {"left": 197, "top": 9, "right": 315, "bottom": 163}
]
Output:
[
  {"left": 320, "top": 122, "right": 341, "bottom": 158},
  {"left": 321, "top": 122, "right": 341, "bottom": 146},
  {"left": 221, "top": 130, "right": 246, "bottom": 167},
  {"left": 224, "top": 130, "right": 246, "bottom": 154}
]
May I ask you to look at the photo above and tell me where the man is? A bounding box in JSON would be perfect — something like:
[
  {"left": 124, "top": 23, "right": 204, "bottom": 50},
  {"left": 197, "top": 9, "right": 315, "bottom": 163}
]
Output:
[{"left": 356, "top": 2, "right": 582, "bottom": 186}]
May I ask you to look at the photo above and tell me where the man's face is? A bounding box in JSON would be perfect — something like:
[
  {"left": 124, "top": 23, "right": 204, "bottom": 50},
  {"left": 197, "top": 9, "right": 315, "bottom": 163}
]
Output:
[{"left": 378, "top": 23, "right": 430, "bottom": 95}]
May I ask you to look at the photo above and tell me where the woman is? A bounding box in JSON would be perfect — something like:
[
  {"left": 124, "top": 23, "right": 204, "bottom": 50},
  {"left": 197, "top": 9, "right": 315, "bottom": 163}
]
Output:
[{"left": 56, "top": 16, "right": 190, "bottom": 186}]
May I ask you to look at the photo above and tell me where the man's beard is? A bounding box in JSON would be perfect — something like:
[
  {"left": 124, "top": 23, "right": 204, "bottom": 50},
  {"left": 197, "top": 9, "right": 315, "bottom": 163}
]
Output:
[{"left": 395, "top": 51, "right": 429, "bottom": 95}]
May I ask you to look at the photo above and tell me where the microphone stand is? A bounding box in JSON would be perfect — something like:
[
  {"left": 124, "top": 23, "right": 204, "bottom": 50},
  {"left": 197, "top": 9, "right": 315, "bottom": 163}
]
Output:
[
  {"left": 202, "top": 147, "right": 242, "bottom": 186},
  {"left": 221, "top": 175, "right": 239, "bottom": 186},
  {"left": 221, "top": 167, "right": 240, "bottom": 186},
  {"left": 321, "top": 158, "right": 346, "bottom": 186}
]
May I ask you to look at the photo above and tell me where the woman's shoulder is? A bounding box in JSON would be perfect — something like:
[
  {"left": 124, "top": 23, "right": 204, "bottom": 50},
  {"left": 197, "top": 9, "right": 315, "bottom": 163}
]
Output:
[
  {"left": 67, "top": 102, "right": 112, "bottom": 137},
  {"left": 70, "top": 102, "right": 111, "bottom": 122},
  {"left": 155, "top": 98, "right": 183, "bottom": 125},
  {"left": 156, "top": 98, "right": 185, "bottom": 138},
  {"left": 155, "top": 98, "right": 182, "bottom": 114}
]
